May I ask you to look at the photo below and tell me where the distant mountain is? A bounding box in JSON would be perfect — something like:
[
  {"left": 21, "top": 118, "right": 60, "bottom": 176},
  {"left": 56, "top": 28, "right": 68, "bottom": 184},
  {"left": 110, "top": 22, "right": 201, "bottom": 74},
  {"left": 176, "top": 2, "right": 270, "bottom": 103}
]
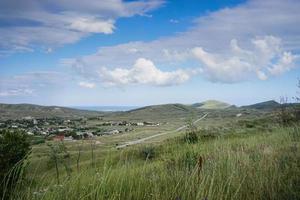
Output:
[
  {"left": 241, "top": 100, "right": 280, "bottom": 110},
  {"left": 0, "top": 103, "right": 105, "bottom": 120},
  {"left": 192, "top": 100, "right": 231, "bottom": 110}
]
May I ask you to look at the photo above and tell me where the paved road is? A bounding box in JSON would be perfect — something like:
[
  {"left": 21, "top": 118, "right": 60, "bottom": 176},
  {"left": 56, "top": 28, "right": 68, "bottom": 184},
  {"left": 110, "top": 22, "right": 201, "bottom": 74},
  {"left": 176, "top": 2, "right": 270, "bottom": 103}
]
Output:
[{"left": 116, "top": 113, "right": 208, "bottom": 149}]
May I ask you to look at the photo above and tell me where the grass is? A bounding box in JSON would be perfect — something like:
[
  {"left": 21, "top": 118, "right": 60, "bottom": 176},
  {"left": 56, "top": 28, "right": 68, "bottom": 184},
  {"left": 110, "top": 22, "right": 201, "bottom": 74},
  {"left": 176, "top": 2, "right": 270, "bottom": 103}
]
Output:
[{"left": 6, "top": 123, "right": 300, "bottom": 200}]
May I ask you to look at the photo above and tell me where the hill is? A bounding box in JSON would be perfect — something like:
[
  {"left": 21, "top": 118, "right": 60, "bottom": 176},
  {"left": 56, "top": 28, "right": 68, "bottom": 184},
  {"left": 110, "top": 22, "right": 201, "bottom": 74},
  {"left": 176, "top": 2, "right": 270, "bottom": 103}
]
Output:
[
  {"left": 112, "top": 103, "right": 199, "bottom": 121},
  {"left": 241, "top": 100, "right": 280, "bottom": 110},
  {"left": 0, "top": 103, "right": 105, "bottom": 120},
  {"left": 192, "top": 100, "right": 231, "bottom": 109}
]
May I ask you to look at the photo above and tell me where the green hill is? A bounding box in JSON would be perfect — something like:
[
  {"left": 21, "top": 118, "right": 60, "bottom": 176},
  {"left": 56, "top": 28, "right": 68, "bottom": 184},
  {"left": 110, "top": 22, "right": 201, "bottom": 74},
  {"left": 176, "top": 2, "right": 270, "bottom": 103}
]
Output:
[
  {"left": 0, "top": 103, "right": 104, "bottom": 119},
  {"left": 241, "top": 100, "right": 280, "bottom": 110},
  {"left": 112, "top": 103, "right": 198, "bottom": 121},
  {"left": 192, "top": 100, "right": 231, "bottom": 109}
]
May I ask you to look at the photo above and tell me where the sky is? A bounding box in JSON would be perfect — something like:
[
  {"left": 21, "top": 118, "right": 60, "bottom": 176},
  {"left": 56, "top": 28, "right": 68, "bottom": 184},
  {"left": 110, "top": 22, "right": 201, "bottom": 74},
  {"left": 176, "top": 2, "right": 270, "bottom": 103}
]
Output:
[{"left": 0, "top": 0, "right": 300, "bottom": 107}]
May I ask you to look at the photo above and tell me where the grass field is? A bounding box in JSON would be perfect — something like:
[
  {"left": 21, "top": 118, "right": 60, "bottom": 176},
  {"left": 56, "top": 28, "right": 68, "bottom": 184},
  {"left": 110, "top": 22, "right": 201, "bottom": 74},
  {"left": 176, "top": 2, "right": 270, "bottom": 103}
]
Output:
[{"left": 3, "top": 108, "right": 300, "bottom": 200}]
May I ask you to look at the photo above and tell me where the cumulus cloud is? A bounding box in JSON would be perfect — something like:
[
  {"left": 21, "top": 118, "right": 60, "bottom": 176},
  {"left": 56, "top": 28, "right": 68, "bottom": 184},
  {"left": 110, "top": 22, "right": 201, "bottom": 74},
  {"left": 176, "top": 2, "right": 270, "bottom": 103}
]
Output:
[
  {"left": 63, "top": 0, "right": 300, "bottom": 84},
  {"left": 98, "top": 58, "right": 199, "bottom": 86},
  {"left": 0, "top": 0, "right": 164, "bottom": 53},
  {"left": 192, "top": 36, "right": 296, "bottom": 82},
  {"left": 78, "top": 81, "right": 96, "bottom": 88}
]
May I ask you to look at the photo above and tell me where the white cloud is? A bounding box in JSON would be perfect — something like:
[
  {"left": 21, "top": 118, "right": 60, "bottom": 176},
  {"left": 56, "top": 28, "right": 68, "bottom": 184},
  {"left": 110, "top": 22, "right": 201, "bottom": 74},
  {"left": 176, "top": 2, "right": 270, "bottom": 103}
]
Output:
[
  {"left": 69, "top": 18, "right": 115, "bottom": 34},
  {"left": 78, "top": 81, "right": 96, "bottom": 88},
  {"left": 0, "top": 0, "right": 164, "bottom": 53},
  {"left": 98, "top": 58, "right": 198, "bottom": 86},
  {"left": 0, "top": 88, "right": 34, "bottom": 97},
  {"left": 256, "top": 71, "right": 268, "bottom": 81},
  {"left": 63, "top": 0, "right": 300, "bottom": 84},
  {"left": 0, "top": 71, "right": 68, "bottom": 97},
  {"left": 192, "top": 36, "right": 296, "bottom": 82},
  {"left": 268, "top": 52, "right": 296, "bottom": 75}
]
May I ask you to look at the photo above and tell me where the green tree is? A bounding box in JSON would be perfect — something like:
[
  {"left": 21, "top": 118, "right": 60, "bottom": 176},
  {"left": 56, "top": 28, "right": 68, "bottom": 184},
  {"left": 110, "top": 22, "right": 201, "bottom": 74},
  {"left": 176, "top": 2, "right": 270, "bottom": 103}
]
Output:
[{"left": 0, "top": 129, "right": 31, "bottom": 199}]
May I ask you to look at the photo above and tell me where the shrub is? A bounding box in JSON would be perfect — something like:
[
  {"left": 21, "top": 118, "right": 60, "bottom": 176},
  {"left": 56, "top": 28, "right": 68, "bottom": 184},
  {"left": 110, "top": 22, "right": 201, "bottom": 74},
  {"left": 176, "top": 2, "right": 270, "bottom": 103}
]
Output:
[
  {"left": 184, "top": 118, "right": 198, "bottom": 143},
  {"left": 184, "top": 131, "right": 198, "bottom": 143},
  {"left": 0, "top": 129, "right": 31, "bottom": 199},
  {"left": 140, "top": 146, "right": 155, "bottom": 160}
]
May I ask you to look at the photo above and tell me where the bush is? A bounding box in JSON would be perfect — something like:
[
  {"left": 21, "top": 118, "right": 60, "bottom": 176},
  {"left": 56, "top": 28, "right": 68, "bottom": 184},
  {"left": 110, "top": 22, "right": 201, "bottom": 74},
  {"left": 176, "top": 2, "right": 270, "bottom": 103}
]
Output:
[
  {"left": 140, "top": 146, "right": 155, "bottom": 160},
  {"left": 184, "top": 131, "right": 198, "bottom": 143},
  {"left": 0, "top": 129, "right": 31, "bottom": 199},
  {"left": 184, "top": 118, "right": 198, "bottom": 143}
]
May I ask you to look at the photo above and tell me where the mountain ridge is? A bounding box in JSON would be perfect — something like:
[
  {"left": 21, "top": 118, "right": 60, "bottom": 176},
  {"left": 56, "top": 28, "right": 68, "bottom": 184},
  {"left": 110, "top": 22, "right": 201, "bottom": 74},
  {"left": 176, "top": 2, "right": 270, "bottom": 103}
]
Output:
[{"left": 0, "top": 100, "right": 293, "bottom": 120}]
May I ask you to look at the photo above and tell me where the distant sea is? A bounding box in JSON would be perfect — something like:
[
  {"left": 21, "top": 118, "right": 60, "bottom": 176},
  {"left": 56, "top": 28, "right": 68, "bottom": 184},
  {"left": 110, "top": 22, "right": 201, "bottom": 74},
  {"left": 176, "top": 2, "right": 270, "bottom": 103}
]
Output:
[{"left": 71, "top": 106, "right": 139, "bottom": 112}]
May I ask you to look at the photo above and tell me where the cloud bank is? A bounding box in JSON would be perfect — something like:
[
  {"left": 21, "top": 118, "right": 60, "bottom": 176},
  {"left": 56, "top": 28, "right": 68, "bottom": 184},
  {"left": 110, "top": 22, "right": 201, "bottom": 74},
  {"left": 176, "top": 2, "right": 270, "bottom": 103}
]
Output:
[
  {"left": 0, "top": 0, "right": 164, "bottom": 53},
  {"left": 63, "top": 0, "right": 300, "bottom": 85}
]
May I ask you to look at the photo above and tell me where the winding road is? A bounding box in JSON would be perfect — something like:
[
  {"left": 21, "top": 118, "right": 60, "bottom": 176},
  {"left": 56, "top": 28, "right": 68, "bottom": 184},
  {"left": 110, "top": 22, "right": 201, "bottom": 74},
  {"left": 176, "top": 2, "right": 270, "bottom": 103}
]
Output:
[{"left": 116, "top": 113, "right": 208, "bottom": 149}]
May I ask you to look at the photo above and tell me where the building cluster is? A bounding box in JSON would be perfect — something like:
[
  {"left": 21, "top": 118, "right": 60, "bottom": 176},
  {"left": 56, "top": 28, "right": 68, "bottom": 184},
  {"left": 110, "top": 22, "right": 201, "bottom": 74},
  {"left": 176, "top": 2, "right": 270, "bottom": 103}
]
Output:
[
  {"left": 0, "top": 116, "right": 160, "bottom": 142},
  {"left": 98, "top": 121, "right": 160, "bottom": 127}
]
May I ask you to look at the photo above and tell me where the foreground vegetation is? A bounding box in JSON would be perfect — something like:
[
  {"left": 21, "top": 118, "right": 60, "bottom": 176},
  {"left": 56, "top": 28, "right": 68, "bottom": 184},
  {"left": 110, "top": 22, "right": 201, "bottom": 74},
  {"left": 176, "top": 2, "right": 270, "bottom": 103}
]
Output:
[{"left": 3, "top": 119, "right": 300, "bottom": 200}]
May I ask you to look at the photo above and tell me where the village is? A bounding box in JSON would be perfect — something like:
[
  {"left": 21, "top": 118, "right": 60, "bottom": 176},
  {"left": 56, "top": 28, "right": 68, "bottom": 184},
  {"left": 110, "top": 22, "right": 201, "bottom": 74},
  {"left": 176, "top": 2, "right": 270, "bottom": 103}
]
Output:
[{"left": 0, "top": 116, "right": 160, "bottom": 141}]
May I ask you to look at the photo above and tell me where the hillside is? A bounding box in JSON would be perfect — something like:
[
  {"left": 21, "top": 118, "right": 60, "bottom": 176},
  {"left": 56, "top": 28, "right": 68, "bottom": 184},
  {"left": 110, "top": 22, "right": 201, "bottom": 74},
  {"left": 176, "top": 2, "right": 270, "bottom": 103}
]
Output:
[
  {"left": 241, "top": 100, "right": 280, "bottom": 110},
  {"left": 0, "top": 103, "right": 105, "bottom": 120},
  {"left": 0, "top": 100, "right": 286, "bottom": 120},
  {"left": 112, "top": 103, "right": 199, "bottom": 121},
  {"left": 192, "top": 100, "right": 231, "bottom": 109}
]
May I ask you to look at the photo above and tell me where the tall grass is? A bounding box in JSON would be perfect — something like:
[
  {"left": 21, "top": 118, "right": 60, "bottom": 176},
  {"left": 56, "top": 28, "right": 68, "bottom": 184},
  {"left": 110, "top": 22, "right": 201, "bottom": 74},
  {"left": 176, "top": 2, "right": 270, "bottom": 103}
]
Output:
[{"left": 6, "top": 126, "right": 300, "bottom": 200}]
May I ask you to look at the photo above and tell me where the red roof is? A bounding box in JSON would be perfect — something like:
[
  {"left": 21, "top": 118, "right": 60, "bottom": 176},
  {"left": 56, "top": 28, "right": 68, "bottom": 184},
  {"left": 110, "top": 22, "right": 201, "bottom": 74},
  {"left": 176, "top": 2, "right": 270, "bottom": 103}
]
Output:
[{"left": 53, "top": 135, "right": 64, "bottom": 141}]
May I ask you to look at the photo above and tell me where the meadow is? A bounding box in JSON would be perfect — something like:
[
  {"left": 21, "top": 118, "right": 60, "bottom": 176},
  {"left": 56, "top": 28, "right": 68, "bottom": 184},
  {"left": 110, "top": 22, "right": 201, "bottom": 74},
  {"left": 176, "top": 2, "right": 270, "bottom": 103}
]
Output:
[{"left": 4, "top": 108, "right": 300, "bottom": 200}]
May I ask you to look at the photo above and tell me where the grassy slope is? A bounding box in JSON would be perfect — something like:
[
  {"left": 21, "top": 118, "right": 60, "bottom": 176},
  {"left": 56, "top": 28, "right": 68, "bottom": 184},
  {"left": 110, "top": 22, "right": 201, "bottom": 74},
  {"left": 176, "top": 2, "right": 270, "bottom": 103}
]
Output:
[
  {"left": 110, "top": 103, "right": 199, "bottom": 122},
  {"left": 241, "top": 100, "right": 280, "bottom": 110},
  {"left": 192, "top": 100, "right": 231, "bottom": 109},
  {"left": 10, "top": 122, "right": 300, "bottom": 200},
  {"left": 0, "top": 103, "right": 104, "bottom": 119}
]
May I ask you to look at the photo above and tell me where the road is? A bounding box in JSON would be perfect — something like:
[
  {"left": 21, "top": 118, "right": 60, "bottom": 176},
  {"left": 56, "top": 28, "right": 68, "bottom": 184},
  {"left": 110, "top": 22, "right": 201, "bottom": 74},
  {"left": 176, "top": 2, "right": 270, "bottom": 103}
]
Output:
[{"left": 116, "top": 113, "right": 208, "bottom": 149}]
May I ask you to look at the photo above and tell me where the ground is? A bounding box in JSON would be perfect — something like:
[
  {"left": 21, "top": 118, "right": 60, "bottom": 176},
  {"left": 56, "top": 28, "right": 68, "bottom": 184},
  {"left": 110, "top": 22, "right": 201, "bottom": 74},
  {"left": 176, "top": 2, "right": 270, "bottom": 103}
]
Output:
[{"left": 4, "top": 106, "right": 300, "bottom": 200}]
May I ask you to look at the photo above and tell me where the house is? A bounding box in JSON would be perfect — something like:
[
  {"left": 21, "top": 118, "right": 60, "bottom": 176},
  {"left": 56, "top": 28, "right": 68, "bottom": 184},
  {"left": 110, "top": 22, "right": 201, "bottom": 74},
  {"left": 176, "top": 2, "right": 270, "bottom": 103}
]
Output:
[
  {"left": 110, "top": 129, "right": 119, "bottom": 134},
  {"left": 24, "top": 116, "right": 34, "bottom": 120},
  {"left": 83, "top": 132, "right": 94, "bottom": 139},
  {"left": 137, "top": 122, "right": 144, "bottom": 126},
  {"left": 58, "top": 127, "right": 73, "bottom": 132},
  {"left": 27, "top": 131, "right": 34, "bottom": 135},
  {"left": 64, "top": 136, "right": 74, "bottom": 141},
  {"left": 53, "top": 135, "right": 64, "bottom": 141},
  {"left": 40, "top": 131, "right": 48, "bottom": 135},
  {"left": 144, "top": 122, "right": 160, "bottom": 126},
  {"left": 103, "top": 129, "right": 119, "bottom": 135}
]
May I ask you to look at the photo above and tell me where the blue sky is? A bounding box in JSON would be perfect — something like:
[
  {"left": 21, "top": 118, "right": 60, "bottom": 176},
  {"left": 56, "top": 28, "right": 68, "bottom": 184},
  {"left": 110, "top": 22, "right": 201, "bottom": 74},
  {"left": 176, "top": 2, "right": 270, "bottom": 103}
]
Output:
[{"left": 0, "top": 0, "right": 299, "bottom": 106}]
